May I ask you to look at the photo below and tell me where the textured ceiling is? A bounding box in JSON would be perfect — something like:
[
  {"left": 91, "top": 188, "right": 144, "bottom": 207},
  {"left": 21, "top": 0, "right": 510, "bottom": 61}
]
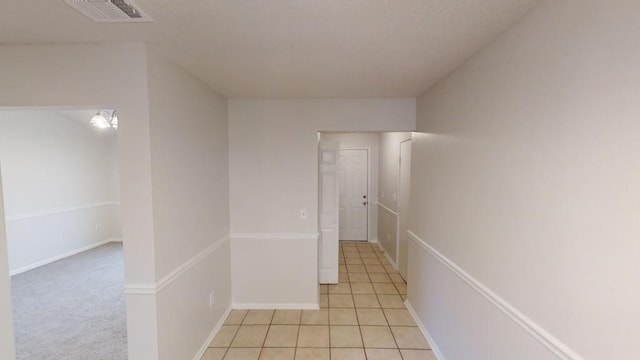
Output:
[{"left": 0, "top": 0, "right": 539, "bottom": 98}]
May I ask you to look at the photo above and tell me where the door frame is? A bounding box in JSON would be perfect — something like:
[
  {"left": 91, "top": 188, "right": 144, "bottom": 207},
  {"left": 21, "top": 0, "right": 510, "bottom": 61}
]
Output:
[
  {"left": 396, "top": 138, "right": 412, "bottom": 279},
  {"left": 338, "top": 147, "right": 370, "bottom": 242},
  {"left": 0, "top": 165, "right": 16, "bottom": 360},
  {"left": 318, "top": 140, "right": 340, "bottom": 284}
]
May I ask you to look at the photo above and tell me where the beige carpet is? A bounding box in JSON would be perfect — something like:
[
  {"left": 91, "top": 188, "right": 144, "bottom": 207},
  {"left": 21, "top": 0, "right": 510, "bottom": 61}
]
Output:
[{"left": 11, "top": 243, "right": 127, "bottom": 360}]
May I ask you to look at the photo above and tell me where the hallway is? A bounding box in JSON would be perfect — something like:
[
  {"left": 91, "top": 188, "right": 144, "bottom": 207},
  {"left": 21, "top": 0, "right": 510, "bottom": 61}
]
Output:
[{"left": 202, "top": 242, "right": 434, "bottom": 360}]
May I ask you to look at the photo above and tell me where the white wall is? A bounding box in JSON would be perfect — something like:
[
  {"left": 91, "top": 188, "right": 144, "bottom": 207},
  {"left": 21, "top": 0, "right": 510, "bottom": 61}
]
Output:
[
  {"left": 377, "top": 132, "right": 411, "bottom": 264},
  {"left": 320, "top": 132, "right": 379, "bottom": 242},
  {"left": 231, "top": 234, "right": 318, "bottom": 309},
  {"left": 0, "top": 170, "right": 15, "bottom": 360},
  {"left": 146, "top": 48, "right": 231, "bottom": 360},
  {"left": 0, "top": 43, "right": 157, "bottom": 360},
  {"left": 410, "top": 0, "right": 640, "bottom": 359},
  {"left": 229, "top": 99, "right": 415, "bottom": 307},
  {"left": 0, "top": 44, "right": 233, "bottom": 360},
  {"left": 0, "top": 110, "right": 121, "bottom": 274}
]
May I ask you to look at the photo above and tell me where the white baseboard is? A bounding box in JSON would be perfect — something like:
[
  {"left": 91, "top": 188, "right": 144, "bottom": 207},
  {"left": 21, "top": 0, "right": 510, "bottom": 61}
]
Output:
[
  {"left": 405, "top": 300, "right": 446, "bottom": 360},
  {"left": 231, "top": 234, "right": 318, "bottom": 311},
  {"left": 383, "top": 248, "right": 398, "bottom": 270},
  {"left": 230, "top": 233, "right": 319, "bottom": 240},
  {"left": 319, "top": 269, "right": 338, "bottom": 284},
  {"left": 10, "top": 239, "right": 111, "bottom": 276},
  {"left": 371, "top": 242, "right": 398, "bottom": 269},
  {"left": 368, "top": 238, "right": 378, "bottom": 243},
  {"left": 408, "top": 231, "right": 584, "bottom": 360},
  {"left": 192, "top": 306, "right": 232, "bottom": 360},
  {"left": 107, "top": 237, "right": 123, "bottom": 243},
  {"left": 232, "top": 303, "right": 320, "bottom": 310}
]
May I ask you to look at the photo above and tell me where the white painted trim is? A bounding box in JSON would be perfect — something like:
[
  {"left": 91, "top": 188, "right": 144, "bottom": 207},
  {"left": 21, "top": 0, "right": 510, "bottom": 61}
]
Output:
[
  {"left": 319, "top": 269, "right": 338, "bottom": 284},
  {"left": 383, "top": 248, "right": 398, "bottom": 270},
  {"left": 192, "top": 306, "right": 233, "bottom": 360},
  {"left": 5, "top": 201, "right": 120, "bottom": 222},
  {"left": 372, "top": 242, "right": 397, "bottom": 269},
  {"left": 377, "top": 202, "right": 398, "bottom": 217},
  {"left": 107, "top": 237, "right": 123, "bottom": 243},
  {"left": 337, "top": 147, "right": 371, "bottom": 151},
  {"left": 9, "top": 239, "right": 111, "bottom": 276},
  {"left": 230, "top": 233, "right": 319, "bottom": 240},
  {"left": 123, "top": 283, "right": 156, "bottom": 295},
  {"left": 405, "top": 300, "right": 445, "bottom": 360},
  {"left": 124, "top": 234, "right": 230, "bottom": 295},
  {"left": 232, "top": 303, "right": 320, "bottom": 310},
  {"left": 365, "top": 200, "right": 378, "bottom": 244},
  {"left": 407, "top": 231, "right": 585, "bottom": 360},
  {"left": 156, "top": 235, "right": 229, "bottom": 293},
  {"left": 396, "top": 139, "right": 412, "bottom": 277}
]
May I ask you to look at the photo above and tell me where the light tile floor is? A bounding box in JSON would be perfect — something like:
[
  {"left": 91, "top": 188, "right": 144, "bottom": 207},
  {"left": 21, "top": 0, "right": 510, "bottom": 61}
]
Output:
[{"left": 202, "top": 242, "right": 436, "bottom": 360}]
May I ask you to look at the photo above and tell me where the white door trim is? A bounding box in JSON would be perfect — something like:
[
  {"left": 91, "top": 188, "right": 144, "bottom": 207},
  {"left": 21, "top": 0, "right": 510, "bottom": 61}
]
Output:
[
  {"left": 318, "top": 141, "right": 340, "bottom": 284},
  {"left": 0, "top": 166, "right": 16, "bottom": 360},
  {"left": 397, "top": 138, "right": 412, "bottom": 279}
]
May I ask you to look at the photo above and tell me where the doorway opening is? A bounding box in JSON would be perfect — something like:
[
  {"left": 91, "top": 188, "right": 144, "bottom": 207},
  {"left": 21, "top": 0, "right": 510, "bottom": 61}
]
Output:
[
  {"left": 321, "top": 132, "right": 376, "bottom": 243},
  {"left": 318, "top": 131, "right": 412, "bottom": 283},
  {"left": 0, "top": 108, "right": 126, "bottom": 359}
]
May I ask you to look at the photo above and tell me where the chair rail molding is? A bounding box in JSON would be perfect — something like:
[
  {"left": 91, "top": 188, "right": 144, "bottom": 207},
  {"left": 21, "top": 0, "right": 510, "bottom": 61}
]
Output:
[
  {"left": 124, "top": 233, "right": 229, "bottom": 295},
  {"left": 5, "top": 201, "right": 120, "bottom": 222},
  {"left": 230, "top": 233, "right": 320, "bottom": 240},
  {"left": 407, "top": 230, "right": 584, "bottom": 360},
  {"left": 377, "top": 202, "right": 398, "bottom": 217}
]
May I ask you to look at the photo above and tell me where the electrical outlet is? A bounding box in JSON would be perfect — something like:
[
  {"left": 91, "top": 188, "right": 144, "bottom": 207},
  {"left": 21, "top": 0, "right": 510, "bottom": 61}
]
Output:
[
  {"left": 300, "top": 208, "right": 307, "bottom": 220},
  {"left": 95, "top": 224, "right": 102, "bottom": 232},
  {"left": 209, "top": 291, "right": 215, "bottom": 308}
]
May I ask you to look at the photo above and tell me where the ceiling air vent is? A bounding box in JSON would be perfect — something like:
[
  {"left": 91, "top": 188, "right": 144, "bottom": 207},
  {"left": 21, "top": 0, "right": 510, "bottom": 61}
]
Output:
[{"left": 65, "top": 0, "right": 152, "bottom": 23}]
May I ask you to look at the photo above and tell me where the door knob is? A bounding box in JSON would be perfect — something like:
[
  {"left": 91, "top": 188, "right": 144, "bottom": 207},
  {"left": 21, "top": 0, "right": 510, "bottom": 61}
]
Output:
[
  {"left": 363, "top": 201, "right": 368, "bottom": 206},
  {"left": 363, "top": 195, "right": 367, "bottom": 199}
]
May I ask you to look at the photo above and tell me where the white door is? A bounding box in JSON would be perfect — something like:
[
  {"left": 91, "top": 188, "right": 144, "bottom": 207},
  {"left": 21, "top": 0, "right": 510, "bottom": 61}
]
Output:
[
  {"left": 338, "top": 149, "right": 368, "bottom": 241},
  {"left": 398, "top": 140, "right": 411, "bottom": 280},
  {"left": 318, "top": 142, "right": 340, "bottom": 284},
  {"left": 0, "top": 167, "right": 16, "bottom": 360}
]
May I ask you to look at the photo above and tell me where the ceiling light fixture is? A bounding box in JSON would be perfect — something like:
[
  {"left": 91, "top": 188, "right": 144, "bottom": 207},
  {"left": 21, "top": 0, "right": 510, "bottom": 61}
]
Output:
[
  {"left": 111, "top": 111, "right": 119, "bottom": 130},
  {"left": 90, "top": 110, "right": 118, "bottom": 130}
]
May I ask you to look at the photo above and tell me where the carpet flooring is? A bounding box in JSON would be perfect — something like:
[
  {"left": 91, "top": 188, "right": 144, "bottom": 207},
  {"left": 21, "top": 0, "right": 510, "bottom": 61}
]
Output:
[{"left": 11, "top": 242, "right": 127, "bottom": 360}]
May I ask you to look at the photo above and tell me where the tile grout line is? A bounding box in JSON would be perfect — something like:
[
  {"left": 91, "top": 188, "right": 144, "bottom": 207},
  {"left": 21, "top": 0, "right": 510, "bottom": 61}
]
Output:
[
  {"left": 363, "top": 242, "right": 402, "bottom": 357},
  {"left": 293, "top": 310, "right": 301, "bottom": 360},
  {"left": 373, "top": 242, "right": 408, "bottom": 359},
  {"left": 210, "top": 242, "right": 427, "bottom": 360},
  {"left": 220, "top": 310, "right": 247, "bottom": 358},
  {"left": 351, "top": 250, "right": 366, "bottom": 357},
  {"left": 264, "top": 310, "right": 277, "bottom": 353}
]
